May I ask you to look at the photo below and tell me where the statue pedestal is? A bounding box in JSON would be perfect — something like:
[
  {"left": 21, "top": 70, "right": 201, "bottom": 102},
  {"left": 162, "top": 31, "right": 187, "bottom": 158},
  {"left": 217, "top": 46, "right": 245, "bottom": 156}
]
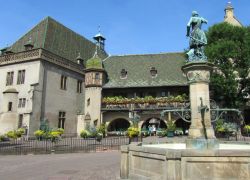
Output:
[{"left": 182, "top": 62, "right": 217, "bottom": 149}]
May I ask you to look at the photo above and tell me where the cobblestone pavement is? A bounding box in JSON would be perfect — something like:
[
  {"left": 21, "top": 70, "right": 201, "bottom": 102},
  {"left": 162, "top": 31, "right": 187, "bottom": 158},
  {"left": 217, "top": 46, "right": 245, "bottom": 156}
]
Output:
[{"left": 0, "top": 151, "right": 120, "bottom": 180}]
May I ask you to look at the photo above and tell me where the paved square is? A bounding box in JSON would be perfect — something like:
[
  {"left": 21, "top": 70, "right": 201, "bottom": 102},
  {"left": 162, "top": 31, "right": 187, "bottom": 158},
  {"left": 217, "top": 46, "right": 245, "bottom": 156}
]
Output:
[{"left": 0, "top": 151, "right": 120, "bottom": 180}]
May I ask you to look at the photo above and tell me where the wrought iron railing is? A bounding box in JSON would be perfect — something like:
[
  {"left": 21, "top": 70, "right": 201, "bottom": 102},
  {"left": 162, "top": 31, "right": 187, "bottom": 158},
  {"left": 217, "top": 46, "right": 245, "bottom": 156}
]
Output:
[
  {"left": 101, "top": 101, "right": 189, "bottom": 111},
  {"left": 0, "top": 136, "right": 129, "bottom": 155}
]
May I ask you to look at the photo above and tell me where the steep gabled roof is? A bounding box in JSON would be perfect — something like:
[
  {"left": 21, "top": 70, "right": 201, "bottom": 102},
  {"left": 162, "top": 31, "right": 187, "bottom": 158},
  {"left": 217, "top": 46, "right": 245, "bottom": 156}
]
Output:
[
  {"left": 103, "top": 53, "right": 187, "bottom": 88},
  {"left": 10, "top": 16, "right": 108, "bottom": 62}
]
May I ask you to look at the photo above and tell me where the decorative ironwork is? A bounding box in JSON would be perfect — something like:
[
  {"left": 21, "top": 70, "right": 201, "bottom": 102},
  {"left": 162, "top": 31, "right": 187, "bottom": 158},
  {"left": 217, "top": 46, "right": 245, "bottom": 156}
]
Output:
[
  {"left": 160, "top": 102, "right": 191, "bottom": 123},
  {"left": 209, "top": 99, "right": 243, "bottom": 122}
]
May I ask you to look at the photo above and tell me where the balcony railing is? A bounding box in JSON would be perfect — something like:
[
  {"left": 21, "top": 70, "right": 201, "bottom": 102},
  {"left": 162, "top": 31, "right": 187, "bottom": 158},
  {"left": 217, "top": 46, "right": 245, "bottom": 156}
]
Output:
[{"left": 101, "top": 101, "right": 189, "bottom": 111}]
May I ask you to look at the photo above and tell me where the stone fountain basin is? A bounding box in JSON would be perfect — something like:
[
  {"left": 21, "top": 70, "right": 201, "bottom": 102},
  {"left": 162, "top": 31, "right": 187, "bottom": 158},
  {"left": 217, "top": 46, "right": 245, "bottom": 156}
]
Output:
[
  {"left": 143, "top": 143, "right": 250, "bottom": 150},
  {"left": 120, "top": 142, "right": 250, "bottom": 180}
]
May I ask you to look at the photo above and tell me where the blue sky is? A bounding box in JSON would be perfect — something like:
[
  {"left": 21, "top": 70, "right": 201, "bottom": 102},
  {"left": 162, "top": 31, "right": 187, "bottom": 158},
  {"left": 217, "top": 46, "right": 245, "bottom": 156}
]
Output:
[{"left": 0, "top": 0, "right": 249, "bottom": 55}]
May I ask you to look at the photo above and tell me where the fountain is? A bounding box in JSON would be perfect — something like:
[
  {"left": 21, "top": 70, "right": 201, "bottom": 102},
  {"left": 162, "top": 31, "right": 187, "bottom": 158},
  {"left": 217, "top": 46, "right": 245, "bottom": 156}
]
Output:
[{"left": 120, "top": 11, "right": 250, "bottom": 180}]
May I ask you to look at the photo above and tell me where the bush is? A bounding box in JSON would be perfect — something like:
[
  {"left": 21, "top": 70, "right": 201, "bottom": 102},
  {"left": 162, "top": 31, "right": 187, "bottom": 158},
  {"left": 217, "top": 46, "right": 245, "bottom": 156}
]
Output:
[
  {"left": 17, "top": 128, "right": 25, "bottom": 135},
  {"left": 167, "top": 121, "right": 176, "bottom": 132},
  {"left": 80, "top": 130, "right": 89, "bottom": 138},
  {"left": 56, "top": 128, "right": 64, "bottom": 135},
  {"left": 157, "top": 129, "right": 167, "bottom": 137},
  {"left": 215, "top": 119, "right": 237, "bottom": 136},
  {"left": 6, "top": 131, "right": 17, "bottom": 139},
  {"left": 0, "top": 135, "right": 9, "bottom": 141},
  {"left": 97, "top": 124, "right": 106, "bottom": 136},
  {"left": 243, "top": 125, "right": 250, "bottom": 133},
  {"left": 127, "top": 127, "right": 140, "bottom": 138},
  {"left": 34, "top": 130, "right": 45, "bottom": 140},
  {"left": 49, "top": 131, "right": 61, "bottom": 142}
]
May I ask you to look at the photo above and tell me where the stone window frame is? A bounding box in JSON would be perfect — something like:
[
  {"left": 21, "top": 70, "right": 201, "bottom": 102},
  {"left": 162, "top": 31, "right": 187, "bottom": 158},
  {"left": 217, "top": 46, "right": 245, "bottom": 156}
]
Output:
[
  {"left": 60, "top": 75, "right": 67, "bottom": 90},
  {"left": 87, "top": 98, "right": 90, "bottom": 106},
  {"left": 8, "top": 102, "right": 12, "bottom": 111},
  {"left": 6, "top": 71, "right": 14, "bottom": 86},
  {"left": 18, "top": 98, "right": 26, "bottom": 108},
  {"left": 95, "top": 73, "right": 100, "bottom": 80},
  {"left": 77, "top": 80, "right": 82, "bottom": 93},
  {"left": 58, "top": 111, "right": 66, "bottom": 129},
  {"left": 17, "top": 70, "right": 25, "bottom": 85},
  {"left": 120, "top": 69, "right": 127, "bottom": 79}
]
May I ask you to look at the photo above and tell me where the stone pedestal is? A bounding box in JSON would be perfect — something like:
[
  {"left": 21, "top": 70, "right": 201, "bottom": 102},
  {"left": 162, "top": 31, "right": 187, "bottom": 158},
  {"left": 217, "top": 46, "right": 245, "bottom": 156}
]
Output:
[{"left": 182, "top": 62, "right": 217, "bottom": 149}]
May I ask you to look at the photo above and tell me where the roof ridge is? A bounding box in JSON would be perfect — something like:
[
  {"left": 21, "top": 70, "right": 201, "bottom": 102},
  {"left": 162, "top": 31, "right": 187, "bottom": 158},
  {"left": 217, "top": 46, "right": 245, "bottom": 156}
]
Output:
[
  {"left": 9, "top": 16, "right": 49, "bottom": 50},
  {"left": 109, "top": 52, "right": 184, "bottom": 57}
]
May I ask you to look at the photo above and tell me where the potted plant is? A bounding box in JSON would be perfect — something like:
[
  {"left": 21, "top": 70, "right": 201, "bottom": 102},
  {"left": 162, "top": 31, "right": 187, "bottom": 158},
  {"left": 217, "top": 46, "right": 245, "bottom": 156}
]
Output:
[
  {"left": 243, "top": 125, "right": 250, "bottom": 136},
  {"left": 166, "top": 120, "right": 176, "bottom": 137},
  {"left": 34, "top": 130, "right": 45, "bottom": 140},
  {"left": 127, "top": 127, "right": 140, "bottom": 143}
]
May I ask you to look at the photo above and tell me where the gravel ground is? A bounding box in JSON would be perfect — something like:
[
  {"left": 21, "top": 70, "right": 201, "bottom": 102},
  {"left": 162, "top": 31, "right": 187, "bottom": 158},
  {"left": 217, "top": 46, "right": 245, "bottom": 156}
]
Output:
[{"left": 0, "top": 151, "right": 120, "bottom": 180}]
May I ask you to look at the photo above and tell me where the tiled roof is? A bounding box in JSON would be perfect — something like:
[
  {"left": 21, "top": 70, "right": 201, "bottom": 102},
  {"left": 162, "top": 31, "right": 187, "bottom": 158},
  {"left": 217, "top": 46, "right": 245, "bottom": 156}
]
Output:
[
  {"left": 9, "top": 16, "right": 108, "bottom": 62},
  {"left": 103, "top": 53, "right": 187, "bottom": 88}
]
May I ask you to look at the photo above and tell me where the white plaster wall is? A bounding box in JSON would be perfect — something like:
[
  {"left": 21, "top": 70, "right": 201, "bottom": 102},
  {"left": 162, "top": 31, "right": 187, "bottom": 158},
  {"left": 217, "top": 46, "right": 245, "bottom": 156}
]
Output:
[
  {"left": 84, "top": 87, "right": 102, "bottom": 127},
  {"left": 0, "top": 61, "right": 41, "bottom": 134}
]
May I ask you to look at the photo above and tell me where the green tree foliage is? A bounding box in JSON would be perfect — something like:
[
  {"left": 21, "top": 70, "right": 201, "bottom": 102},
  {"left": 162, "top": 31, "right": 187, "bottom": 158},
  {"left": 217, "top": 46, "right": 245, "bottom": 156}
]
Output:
[{"left": 205, "top": 23, "right": 250, "bottom": 108}]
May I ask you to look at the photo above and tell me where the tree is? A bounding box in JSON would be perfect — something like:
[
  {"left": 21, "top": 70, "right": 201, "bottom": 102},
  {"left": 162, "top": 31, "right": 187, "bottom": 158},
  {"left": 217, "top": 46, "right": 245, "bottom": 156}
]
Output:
[{"left": 205, "top": 23, "right": 250, "bottom": 108}]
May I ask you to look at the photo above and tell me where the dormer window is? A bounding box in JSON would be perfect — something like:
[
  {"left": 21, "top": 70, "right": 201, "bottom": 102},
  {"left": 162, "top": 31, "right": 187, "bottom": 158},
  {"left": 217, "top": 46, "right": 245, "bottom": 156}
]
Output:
[
  {"left": 24, "top": 37, "right": 34, "bottom": 51},
  {"left": 120, "top": 69, "right": 127, "bottom": 79},
  {"left": 150, "top": 67, "right": 157, "bottom": 78}
]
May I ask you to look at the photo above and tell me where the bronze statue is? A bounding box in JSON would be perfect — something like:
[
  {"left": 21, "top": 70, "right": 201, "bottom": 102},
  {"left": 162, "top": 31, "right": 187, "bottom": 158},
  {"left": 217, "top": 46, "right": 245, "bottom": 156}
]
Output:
[{"left": 186, "top": 11, "right": 208, "bottom": 62}]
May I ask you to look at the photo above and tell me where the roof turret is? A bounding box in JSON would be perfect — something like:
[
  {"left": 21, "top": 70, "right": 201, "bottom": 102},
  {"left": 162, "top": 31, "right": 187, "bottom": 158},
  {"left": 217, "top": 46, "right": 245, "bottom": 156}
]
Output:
[{"left": 86, "top": 48, "right": 103, "bottom": 70}]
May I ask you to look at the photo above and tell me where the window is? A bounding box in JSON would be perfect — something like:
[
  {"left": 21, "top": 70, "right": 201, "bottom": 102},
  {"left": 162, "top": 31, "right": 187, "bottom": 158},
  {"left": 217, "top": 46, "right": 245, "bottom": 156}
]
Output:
[
  {"left": 87, "top": 98, "right": 90, "bottom": 106},
  {"left": 58, "top": 111, "right": 66, "bottom": 129},
  {"left": 150, "top": 67, "right": 157, "bottom": 78},
  {"left": 17, "top": 70, "right": 25, "bottom": 84},
  {"left": 77, "top": 80, "right": 82, "bottom": 93},
  {"left": 161, "top": 91, "right": 166, "bottom": 97},
  {"left": 18, "top": 98, "right": 26, "bottom": 108},
  {"left": 8, "top": 102, "right": 12, "bottom": 111},
  {"left": 60, "top": 75, "right": 67, "bottom": 90},
  {"left": 18, "top": 114, "right": 23, "bottom": 128},
  {"left": 95, "top": 73, "right": 100, "bottom": 80},
  {"left": 120, "top": 69, "right": 127, "bottom": 79},
  {"left": 94, "top": 120, "right": 98, "bottom": 127},
  {"left": 6, "top": 71, "right": 14, "bottom": 86}
]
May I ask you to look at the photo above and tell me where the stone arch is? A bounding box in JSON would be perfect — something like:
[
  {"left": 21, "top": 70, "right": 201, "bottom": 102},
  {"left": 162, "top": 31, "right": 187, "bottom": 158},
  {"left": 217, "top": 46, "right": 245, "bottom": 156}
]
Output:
[
  {"left": 141, "top": 117, "right": 167, "bottom": 130},
  {"left": 107, "top": 118, "right": 131, "bottom": 132}
]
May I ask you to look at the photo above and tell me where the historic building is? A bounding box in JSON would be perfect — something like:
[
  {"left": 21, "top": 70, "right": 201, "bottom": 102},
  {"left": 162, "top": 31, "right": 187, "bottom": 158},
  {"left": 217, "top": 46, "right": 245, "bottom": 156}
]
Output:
[{"left": 0, "top": 3, "right": 243, "bottom": 135}]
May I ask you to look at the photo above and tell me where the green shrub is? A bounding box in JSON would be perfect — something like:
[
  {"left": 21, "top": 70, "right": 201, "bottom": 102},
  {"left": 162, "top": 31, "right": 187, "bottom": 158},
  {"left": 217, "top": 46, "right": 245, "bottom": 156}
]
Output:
[
  {"left": 97, "top": 124, "right": 106, "bottom": 136},
  {"left": 157, "top": 129, "right": 167, "bottom": 137},
  {"left": 167, "top": 121, "right": 176, "bottom": 131},
  {"left": 34, "top": 130, "right": 45, "bottom": 140},
  {"left": 6, "top": 131, "right": 17, "bottom": 139},
  {"left": 56, "top": 128, "right": 64, "bottom": 135},
  {"left": 243, "top": 125, "right": 250, "bottom": 133},
  {"left": 17, "top": 128, "right": 25, "bottom": 135},
  {"left": 0, "top": 135, "right": 8, "bottom": 141},
  {"left": 80, "top": 130, "right": 89, "bottom": 138},
  {"left": 127, "top": 127, "right": 140, "bottom": 138},
  {"left": 215, "top": 119, "right": 237, "bottom": 135},
  {"left": 49, "top": 131, "right": 61, "bottom": 142}
]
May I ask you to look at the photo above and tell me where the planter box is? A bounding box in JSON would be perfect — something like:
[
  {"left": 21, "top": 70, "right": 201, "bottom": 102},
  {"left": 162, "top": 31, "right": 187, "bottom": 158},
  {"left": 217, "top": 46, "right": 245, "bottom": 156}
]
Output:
[{"left": 167, "top": 131, "right": 174, "bottom": 137}]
